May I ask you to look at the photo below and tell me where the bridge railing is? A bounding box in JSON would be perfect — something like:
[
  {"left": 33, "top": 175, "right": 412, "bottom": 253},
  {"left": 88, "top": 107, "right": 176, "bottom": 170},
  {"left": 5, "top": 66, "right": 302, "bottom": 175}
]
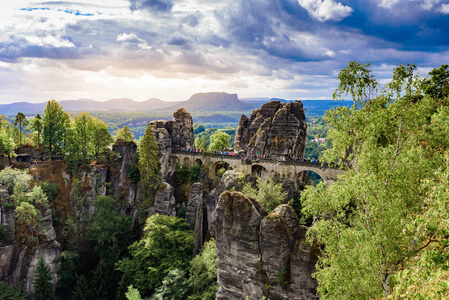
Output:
[{"left": 170, "top": 149, "right": 343, "bottom": 170}]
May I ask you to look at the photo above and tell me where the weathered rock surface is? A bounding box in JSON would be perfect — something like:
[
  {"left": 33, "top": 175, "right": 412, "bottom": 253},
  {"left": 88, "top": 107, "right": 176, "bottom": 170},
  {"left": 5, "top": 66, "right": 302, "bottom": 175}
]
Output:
[
  {"left": 149, "top": 183, "right": 176, "bottom": 217},
  {"left": 234, "top": 101, "right": 307, "bottom": 158},
  {"left": 206, "top": 170, "right": 242, "bottom": 233},
  {"left": 0, "top": 184, "right": 61, "bottom": 295},
  {"left": 216, "top": 192, "right": 318, "bottom": 300},
  {"left": 150, "top": 108, "right": 195, "bottom": 182},
  {"left": 185, "top": 182, "right": 203, "bottom": 255}
]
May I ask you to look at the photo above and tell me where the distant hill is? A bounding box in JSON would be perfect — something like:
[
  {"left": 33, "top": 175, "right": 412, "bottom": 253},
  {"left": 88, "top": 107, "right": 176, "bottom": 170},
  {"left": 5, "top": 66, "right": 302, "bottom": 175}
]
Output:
[
  {"left": 161, "top": 92, "right": 255, "bottom": 112},
  {"left": 0, "top": 98, "right": 180, "bottom": 116}
]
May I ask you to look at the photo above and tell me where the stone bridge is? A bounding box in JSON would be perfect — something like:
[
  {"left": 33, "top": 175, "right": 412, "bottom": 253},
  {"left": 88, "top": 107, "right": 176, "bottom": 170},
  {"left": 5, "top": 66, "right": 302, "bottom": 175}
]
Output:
[{"left": 171, "top": 151, "right": 346, "bottom": 186}]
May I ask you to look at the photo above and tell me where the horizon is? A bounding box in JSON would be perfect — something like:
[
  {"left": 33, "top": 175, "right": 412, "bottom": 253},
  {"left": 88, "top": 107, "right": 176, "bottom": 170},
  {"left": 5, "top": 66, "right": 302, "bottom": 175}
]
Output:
[{"left": 1, "top": 1, "right": 448, "bottom": 104}]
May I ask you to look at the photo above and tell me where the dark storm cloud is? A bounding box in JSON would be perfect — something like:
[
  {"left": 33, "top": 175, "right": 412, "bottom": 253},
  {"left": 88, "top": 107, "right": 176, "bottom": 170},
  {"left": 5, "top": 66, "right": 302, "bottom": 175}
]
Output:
[{"left": 129, "top": 0, "right": 174, "bottom": 13}]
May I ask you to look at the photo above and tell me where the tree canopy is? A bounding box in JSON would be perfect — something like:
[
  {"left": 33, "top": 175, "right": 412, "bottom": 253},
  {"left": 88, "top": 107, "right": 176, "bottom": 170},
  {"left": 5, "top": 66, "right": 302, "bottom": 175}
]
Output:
[{"left": 301, "top": 62, "right": 449, "bottom": 299}]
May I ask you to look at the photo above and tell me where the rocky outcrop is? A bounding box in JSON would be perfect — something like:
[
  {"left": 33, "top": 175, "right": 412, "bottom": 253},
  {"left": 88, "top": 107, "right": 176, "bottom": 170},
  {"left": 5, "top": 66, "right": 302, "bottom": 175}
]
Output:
[
  {"left": 234, "top": 101, "right": 307, "bottom": 158},
  {"left": 206, "top": 170, "right": 242, "bottom": 234},
  {"left": 0, "top": 185, "right": 61, "bottom": 295},
  {"left": 185, "top": 182, "right": 203, "bottom": 255},
  {"left": 150, "top": 108, "right": 195, "bottom": 182},
  {"left": 149, "top": 183, "right": 176, "bottom": 217},
  {"left": 216, "top": 191, "right": 318, "bottom": 300},
  {"left": 112, "top": 140, "right": 138, "bottom": 188}
]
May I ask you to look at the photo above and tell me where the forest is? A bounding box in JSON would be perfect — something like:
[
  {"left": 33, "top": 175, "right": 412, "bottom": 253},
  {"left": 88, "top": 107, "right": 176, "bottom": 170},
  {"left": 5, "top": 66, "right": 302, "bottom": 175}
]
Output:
[{"left": 0, "top": 62, "right": 448, "bottom": 299}]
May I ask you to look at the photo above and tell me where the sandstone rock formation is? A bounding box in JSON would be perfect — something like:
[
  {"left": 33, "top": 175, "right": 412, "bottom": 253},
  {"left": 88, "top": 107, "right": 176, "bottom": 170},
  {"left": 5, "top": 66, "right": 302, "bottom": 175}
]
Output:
[
  {"left": 185, "top": 182, "right": 204, "bottom": 255},
  {"left": 216, "top": 191, "right": 318, "bottom": 300},
  {"left": 234, "top": 101, "right": 307, "bottom": 158},
  {"left": 150, "top": 108, "right": 195, "bottom": 182},
  {"left": 206, "top": 170, "right": 242, "bottom": 234},
  {"left": 149, "top": 183, "right": 176, "bottom": 217},
  {"left": 0, "top": 185, "right": 61, "bottom": 295}
]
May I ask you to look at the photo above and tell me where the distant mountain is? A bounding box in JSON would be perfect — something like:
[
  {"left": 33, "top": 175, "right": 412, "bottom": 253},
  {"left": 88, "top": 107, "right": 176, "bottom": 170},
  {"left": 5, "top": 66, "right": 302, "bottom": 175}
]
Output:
[
  {"left": 162, "top": 92, "right": 255, "bottom": 112},
  {"left": 0, "top": 98, "right": 180, "bottom": 116}
]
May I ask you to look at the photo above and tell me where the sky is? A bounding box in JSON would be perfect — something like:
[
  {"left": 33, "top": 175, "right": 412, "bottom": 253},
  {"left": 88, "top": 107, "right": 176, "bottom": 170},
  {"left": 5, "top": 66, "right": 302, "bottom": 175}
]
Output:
[{"left": 0, "top": 0, "right": 448, "bottom": 103}]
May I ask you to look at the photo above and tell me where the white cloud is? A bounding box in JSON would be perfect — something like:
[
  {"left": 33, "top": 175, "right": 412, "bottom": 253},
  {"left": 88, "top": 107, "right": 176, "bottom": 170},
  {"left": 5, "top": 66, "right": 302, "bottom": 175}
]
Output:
[
  {"left": 440, "top": 3, "right": 449, "bottom": 13},
  {"left": 378, "top": 0, "right": 399, "bottom": 9},
  {"left": 298, "top": 0, "right": 353, "bottom": 21}
]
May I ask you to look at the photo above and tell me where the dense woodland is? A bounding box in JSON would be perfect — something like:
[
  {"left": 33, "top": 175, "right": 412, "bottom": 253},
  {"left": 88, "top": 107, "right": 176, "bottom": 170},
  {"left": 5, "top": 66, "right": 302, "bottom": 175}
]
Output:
[{"left": 0, "top": 62, "right": 448, "bottom": 299}]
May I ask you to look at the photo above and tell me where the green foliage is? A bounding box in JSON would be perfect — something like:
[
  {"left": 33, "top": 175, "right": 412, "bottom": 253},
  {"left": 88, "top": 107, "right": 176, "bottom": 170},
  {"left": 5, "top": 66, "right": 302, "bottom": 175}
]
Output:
[
  {"left": 41, "top": 181, "right": 59, "bottom": 202},
  {"left": 208, "top": 131, "right": 231, "bottom": 151},
  {"left": 0, "top": 281, "right": 28, "bottom": 300},
  {"left": 0, "top": 167, "right": 32, "bottom": 194},
  {"left": 150, "top": 269, "right": 189, "bottom": 300},
  {"left": 27, "top": 185, "right": 49, "bottom": 209},
  {"left": 189, "top": 164, "right": 201, "bottom": 183},
  {"left": 243, "top": 178, "right": 286, "bottom": 212},
  {"left": 193, "top": 124, "right": 205, "bottom": 135},
  {"left": 33, "top": 257, "right": 54, "bottom": 300},
  {"left": 422, "top": 64, "right": 449, "bottom": 100},
  {"left": 128, "top": 151, "right": 141, "bottom": 183},
  {"left": 188, "top": 239, "right": 218, "bottom": 300},
  {"left": 71, "top": 275, "right": 93, "bottom": 300},
  {"left": 43, "top": 100, "right": 70, "bottom": 158},
  {"left": 302, "top": 62, "right": 449, "bottom": 299},
  {"left": 125, "top": 285, "right": 142, "bottom": 300},
  {"left": 116, "top": 214, "right": 194, "bottom": 297},
  {"left": 28, "top": 113, "right": 43, "bottom": 147},
  {"left": 276, "top": 268, "right": 289, "bottom": 287},
  {"left": 15, "top": 201, "right": 42, "bottom": 244},
  {"left": 139, "top": 124, "right": 160, "bottom": 200},
  {"left": 194, "top": 135, "right": 207, "bottom": 151},
  {"left": 114, "top": 125, "right": 135, "bottom": 142},
  {"left": 0, "top": 223, "right": 7, "bottom": 239},
  {"left": 0, "top": 130, "right": 14, "bottom": 157},
  {"left": 88, "top": 196, "right": 134, "bottom": 299},
  {"left": 14, "top": 112, "right": 28, "bottom": 146}
]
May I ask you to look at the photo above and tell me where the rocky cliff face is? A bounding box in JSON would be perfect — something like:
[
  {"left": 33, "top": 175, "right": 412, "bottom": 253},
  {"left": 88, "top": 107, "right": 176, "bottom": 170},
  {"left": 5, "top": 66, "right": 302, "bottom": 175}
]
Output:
[
  {"left": 150, "top": 108, "right": 195, "bottom": 182},
  {"left": 216, "top": 191, "right": 318, "bottom": 300},
  {"left": 0, "top": 186, "right": 61, "bottom": 295},
  {"left": 234, "top": 101, "right": 307, "bottom": 158}
]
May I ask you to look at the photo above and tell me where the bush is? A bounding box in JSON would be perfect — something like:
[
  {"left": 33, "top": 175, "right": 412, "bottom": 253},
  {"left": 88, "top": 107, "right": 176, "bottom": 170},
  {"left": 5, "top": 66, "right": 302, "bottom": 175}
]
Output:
[{"left": 0, "top": 167, "right": 32, "bottom": 194}]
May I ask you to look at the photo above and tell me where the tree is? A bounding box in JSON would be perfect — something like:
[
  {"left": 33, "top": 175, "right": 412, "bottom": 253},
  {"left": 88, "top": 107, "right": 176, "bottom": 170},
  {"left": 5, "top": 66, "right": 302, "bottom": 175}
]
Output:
[
  {"left": 194, "top": 135, "right": 207, "bottom": 151},
  {"left": 116, "top": 214, "right": 194, "bottom": 297},
  {"left": 0, "top": 167, "right": 32, "bottom": 194},
  {"left": 91, "top": 118, "right": 113, "bottom": 160},
  {"left": 188, "top": 239, "right": 218, "bottom": 300},
  {"left": 28, "top": 113, "right": 43, "bottom": 147},
  {"left": 43, "top": 100, "right": 70, "bottom": 159},
  {"left": 33, "top": 257, "right": 54, "bottom": 300},
  {"left": 15, "top": 201, "right": 42, "bottom": 245},
  {"left": 243, "top": 178, "right": 286, "bottom": 212},
  {"left": 0, "top": 281, "right": 28, "bottom": 299},
  {"left": 114, "top": 126, "right": 134, "bottom": 142},
  {"left": 0, "top": 130, "right": 14, "bottom": 157},
  {"left": 14, "top": 112, "right": 28, "bottom": 146},
  {"left": 208, "top": 131, "right": 230, "bottom": 151},
  {"left": 301, "top": 62, "right": 449, "bottom": 299},
  {"left": 422, "top": 64, "right": 449, "bottom": 100},
  {"left": 138, "top": 124, "right": 160, "bottom": 200},
  {"left": 125, "top": 285, "right": 142, "bottom": 300},
  {"left": 73, "top": 112, "right": 94, "bottom": 160},
  {"left": 150, "top": 269, "right": 189, "bottom": 300},
  {"left": 88, "top": 196, "right": 134, "bottom": 300},
  {"left": 0, "top": 114, "right": 10, "bottom": 130}
]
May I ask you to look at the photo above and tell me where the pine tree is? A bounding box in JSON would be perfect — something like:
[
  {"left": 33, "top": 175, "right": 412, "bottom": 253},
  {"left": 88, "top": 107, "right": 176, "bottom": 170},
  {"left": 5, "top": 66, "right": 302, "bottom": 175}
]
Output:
[
  {"left": 33, "top": 257, "right": 54, "bottom": 300},
  {"left": 138, "top": 123, "right": 160, "bottom": 201}
]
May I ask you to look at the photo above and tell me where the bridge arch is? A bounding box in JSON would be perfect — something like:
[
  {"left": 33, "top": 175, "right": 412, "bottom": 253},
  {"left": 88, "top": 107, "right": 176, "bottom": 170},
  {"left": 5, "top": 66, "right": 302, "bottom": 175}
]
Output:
[
  {"left": 208, "top": 161, "right": 233, "bottom": 179},
  {"left": 194, "top": 158, "right": 203, "bottom": 166}
]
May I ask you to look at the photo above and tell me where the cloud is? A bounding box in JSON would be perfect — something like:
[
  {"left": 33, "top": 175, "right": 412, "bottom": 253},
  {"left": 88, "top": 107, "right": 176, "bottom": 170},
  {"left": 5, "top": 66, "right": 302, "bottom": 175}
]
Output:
[
  {"left": 297, "top": 0, "right": 353, "bottom": 21},
  {"left": 116, "top": 33, "right": 146, "bottom": 43},
  {"left": 129, "top": 0, "right": 174, "bottom": 12},
  {"left": 440, "top": 3, "right": 449, "bottom": 13}
]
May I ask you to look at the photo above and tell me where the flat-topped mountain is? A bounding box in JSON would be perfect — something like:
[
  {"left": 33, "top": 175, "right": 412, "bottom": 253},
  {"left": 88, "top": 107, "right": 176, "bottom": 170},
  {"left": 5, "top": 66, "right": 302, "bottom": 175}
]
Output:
[{"left": 162, "top": 92, "right": 254, "bottom": 112}]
